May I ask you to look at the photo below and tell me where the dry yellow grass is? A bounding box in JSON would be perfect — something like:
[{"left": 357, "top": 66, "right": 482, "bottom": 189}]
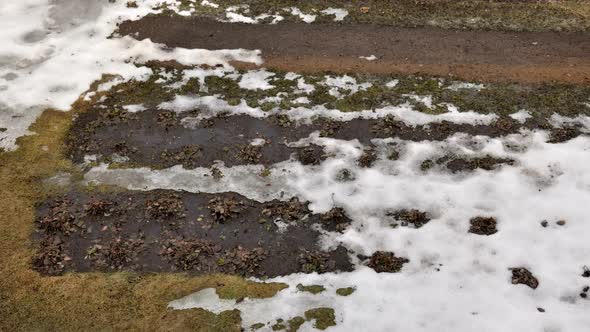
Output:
[{"left": 0, "top": 89, "right": 286, "bottom": 331}]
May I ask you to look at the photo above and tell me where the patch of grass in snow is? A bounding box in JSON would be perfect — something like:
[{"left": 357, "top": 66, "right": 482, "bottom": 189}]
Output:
[
  {"left": 0, "top": 81, "right": 286, "bottom": 331},
  {"left": 304, "top": 307, "right": 336, "bottom": 330},
  {"left": 296, "top": 283, "right": 326, "bottom": 294},
  {"left": 77, "top": 63, "right": 590, "bottom": 126},
  {"left": 335, "top": 287, "right": 356, "bottom": 296},
  {"left": 140, "top": 63, "right": 590, "bottom": 118},
  {"left": 165, "top": 0, "right": 590, "bottom": 32}
]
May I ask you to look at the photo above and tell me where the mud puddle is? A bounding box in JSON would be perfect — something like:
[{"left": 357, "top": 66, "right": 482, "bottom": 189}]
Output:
[
  {"left": 118, "top": 16, "right": 590, "bottom": 83},
  {"left": 33, "top": 190, "right": 353, "bottom": 276}
]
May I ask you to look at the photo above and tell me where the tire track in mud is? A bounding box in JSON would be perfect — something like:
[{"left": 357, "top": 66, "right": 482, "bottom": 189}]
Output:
[{"left": 118, "top": 15, "right": 590, "bottom": 83}]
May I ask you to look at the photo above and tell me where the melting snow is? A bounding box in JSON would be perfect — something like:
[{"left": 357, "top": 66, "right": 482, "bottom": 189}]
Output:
[
  {"left": 88, "top": 131, "right": 590, "bottom": 331},
  {"left": 5, "top": 2, "right": 590, "bottom": 331},
  {"left": 359, "top": 55, "right": 378, "bottom": 61},
  {"left": 286, "top": 7, "right": 316, "bottom": 23},
  {"left": 201, "top": 0, "right": 219, "bottom": 9},
  {"left": 320, "top": 8, "right": 349, "bottom": 21},
  {"left": 239, "top": 69, "right": 276, "bottom": 90},
  {"left": 510, "top": 110, "right": 532, "bottom": 124},
  {"left": 0, "top": 0, "right": 261, "bottom": 151}
]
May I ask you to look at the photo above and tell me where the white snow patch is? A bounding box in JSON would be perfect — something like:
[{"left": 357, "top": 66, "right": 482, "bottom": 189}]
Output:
[
  {"left": 0, "top": 0, "right": 261, "bottom": 150},
  {"left": 510, "top": 110, "right": 532, "bottom": 124},
  {"left": 223, "top": 5, "right": 285, "bottom": 24},
  {"left": 85, "top": 163, "right": 295, "bottom": 202},
  {"left": 446, "top": 82, "right": 485, "bottom": 91},
  {"left": 132, "top": 131, "right": 590, "bottom": 332},
  {"left": 200, "top": 0, "right": 219, "bottom": 8},
  {"left": 296, "top": 77, "right": 315, "bottom": 94},
  {"left": 285, "top": 7, "right": 316, "bottom": 23},
  {"left": 550, "top": 114, "right": 590, "bottom": 132},
  {"left": 320, "top": 8, "right": 348, "bottom": 21},
  {"left": 225, "top": 11, "right": 257, "bottom": 24},
  {"left": 294, "top": 96, "right": 310, "bottom": 104},
  {"left": 359, "top": 55, "right": 378, "bottom": 61},
  {"left": 386, "top": 79, "right": 399, "bottom": 88},
  {"left": 284, "top": 72, "right": 300, "bottom": 81},
  {"left": 123, "top": 104, "right": 146, "bottom": 113},
  {"left": 405, "top": 94, "right": 435, "bottom": 109},
  {"left": 324, "top": 75, "right": 372, "bottom": 98},
  {"left": 159, "top": 94, "right": 496, "bottom": 126},
  {"left": 250, "top": 138, "right": 266, "bottom": 146},
  {"left": 239, "top": 69, "right": 275, "bottom": 90}
]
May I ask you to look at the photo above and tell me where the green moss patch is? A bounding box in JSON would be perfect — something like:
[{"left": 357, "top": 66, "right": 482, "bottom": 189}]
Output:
[
  {"left": 304, "top": 307, "right": 337, "bottom": 330},
  {"left": 336, "top": 287, "right": 356, "bottom": 296},
  {"left": 296, "top": 283, "right": 326, "bottom": 294},
  {"left": 103, "top": 63, "right": 590, "bottom": 121}
]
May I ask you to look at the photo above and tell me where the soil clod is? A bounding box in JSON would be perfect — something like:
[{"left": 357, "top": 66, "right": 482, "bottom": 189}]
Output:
[
  {"left": 367, "top": 251, "right": 409, "bottom": 273},
  {"left": 320, "top": 207, "right": 352, "bottom": 232},
  {"left": 510, "top": 267, "right": 539, "bottom": 289},
  {"left": 469, "top": 216, "right": 498, "bottom": 235},
  {"left": 388, "top": 209, "right": 431, "bottom": 228},
  {"left": 357, "top": 149, "right": 377, "bottom": 168}
]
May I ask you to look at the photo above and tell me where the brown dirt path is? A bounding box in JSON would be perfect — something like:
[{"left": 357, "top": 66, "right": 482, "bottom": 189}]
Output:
[{"left": 118, "top": 15, "right": 590, "bottom": 83}]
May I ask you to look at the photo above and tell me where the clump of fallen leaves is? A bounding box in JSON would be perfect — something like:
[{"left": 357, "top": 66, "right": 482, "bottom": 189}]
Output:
[
  {"left": 469, "top": 216, "right": 498, "bottom": 235},
  {"left": 32, "top": 236, "right": 70, "bottom": 275},
  {"left": 36, "top": 199, "right": 77, "bottom": 235},
  {"left": 389, "top": 209, "right": 431, "bottom": 228},
  {"left": 367, "top": 251, "right": 409, "bottom": 273},
  {"left": 146, "top": 194, "right": 185, "bottom": 219},
  {"left": 84, "top": 199, "right": 115, "bottom": 216},
  {"left": 320, "top": 207, "right": 351, "bottom": 232},
  {"left": 208, "top": 196, "right": 244, "bottom": 223},
  {"left": 262, "top": 197, "right": 309, "bottom": 221},
  {"left": 510, "top": 267, "right": 539, "bottom": 289}
]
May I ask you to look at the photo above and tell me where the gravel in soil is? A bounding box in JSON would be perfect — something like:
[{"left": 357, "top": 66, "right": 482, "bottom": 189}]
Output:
[{"left": 32, "top": 190, "right": 353, "bottom": 277}]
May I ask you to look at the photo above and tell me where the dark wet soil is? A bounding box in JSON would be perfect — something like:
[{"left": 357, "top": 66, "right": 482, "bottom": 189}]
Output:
[
  {"left": 118, "top": 15, "right": 590, "bottom": 83},
  {"left": 469, "top": 216, "right": 498, "bottom": 235},
  {"left": 67, "top": 109, "right": 324, "bottom": 168},
  {"left": 435, "top": 155, "right": 515, "bottom": 173},
  {"left": 548, "top": 127, "right": 583, "bottom": 143},
  {"left": 510, "top": 267, "right": 539, "bottom": 289},
  {"left": 32, "top": 190, "right": 353, "bottom": 277},
  {"left": 66, "top": 105, "right": 576, "bottom": 169}
]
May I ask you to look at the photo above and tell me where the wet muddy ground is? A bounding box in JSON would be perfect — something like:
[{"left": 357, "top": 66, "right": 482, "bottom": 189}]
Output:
[
  {"left": 66, "top": 105, "right": 581, "bottom": 170},
  {"left": 118, "top": 16, "right": 590, "bottom": 83},
  {"left": 33, "top": 190, "right": 353, "bottom": 276}
]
